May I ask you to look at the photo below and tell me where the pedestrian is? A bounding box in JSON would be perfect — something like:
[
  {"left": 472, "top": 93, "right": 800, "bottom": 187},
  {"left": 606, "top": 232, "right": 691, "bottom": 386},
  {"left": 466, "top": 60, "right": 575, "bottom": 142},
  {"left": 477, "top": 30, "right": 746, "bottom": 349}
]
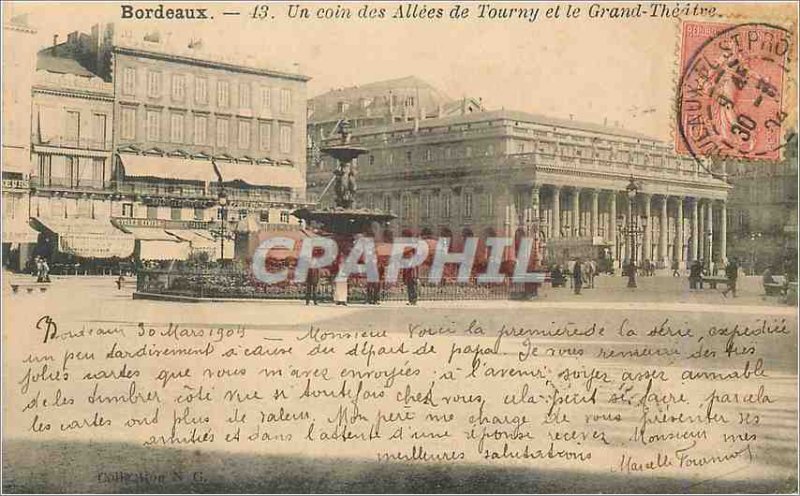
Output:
[
  {"left": 403, "top": 265, "right": 419, "bottom": 306},
  {"left": 116, "top": 274, "right": 125, "bottom": 290},
  {"left": 689, "top": 259, "right": 703, "bottom": 289},
  {"left": 671, "top": 259, "right": 680, "bottom": 277},
  {"left": 41, "top": 258, "right": 51, "bottom": 283},
  {"left": 573, "top": 259, "right": 583, "bottom": 295},
  {"left": 35, "top": 257, "right": 44, "bottom": 282},
  {"left": 722, "top": 258, "right": 739, "bottom": 298},
  {"left": 305, "top": 267, "right": 320, "bottom": 305}
]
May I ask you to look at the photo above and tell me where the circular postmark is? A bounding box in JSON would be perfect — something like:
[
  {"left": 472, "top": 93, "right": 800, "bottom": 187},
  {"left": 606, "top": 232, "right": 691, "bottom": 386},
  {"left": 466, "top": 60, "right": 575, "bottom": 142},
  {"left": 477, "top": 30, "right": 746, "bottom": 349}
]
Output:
[{"left": 678, "top": 22, "right": 793, "bottom": 162}]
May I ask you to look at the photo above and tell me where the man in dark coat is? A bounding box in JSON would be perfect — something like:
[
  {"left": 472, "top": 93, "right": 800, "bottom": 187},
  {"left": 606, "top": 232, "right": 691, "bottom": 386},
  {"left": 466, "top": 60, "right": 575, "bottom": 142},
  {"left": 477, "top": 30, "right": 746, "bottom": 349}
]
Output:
[
  {"left": 305, "top": 267, "right": 320, "bottom": 305},
  {"left": 573, "top": 260, "right": 583, "bottom": 295},
  {"left": 722, "top": 259, "right": 739, "bottom": 298},
  {"left": 403, "top": 265, "right": 419, "bottom": 306},
  {"left": 689, "top": 259, "right": 703, "bottom": 289}
]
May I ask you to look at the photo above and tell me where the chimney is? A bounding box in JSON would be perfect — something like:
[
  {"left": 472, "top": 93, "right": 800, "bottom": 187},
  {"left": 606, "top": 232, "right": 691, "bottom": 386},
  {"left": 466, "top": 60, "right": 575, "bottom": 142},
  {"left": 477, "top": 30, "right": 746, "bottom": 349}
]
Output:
[
  {"left": 53, "top": 34, "right": 58, "bottom": 49},
  {"left": 569, "top": 114, "right": 574, "bottom": 121}
]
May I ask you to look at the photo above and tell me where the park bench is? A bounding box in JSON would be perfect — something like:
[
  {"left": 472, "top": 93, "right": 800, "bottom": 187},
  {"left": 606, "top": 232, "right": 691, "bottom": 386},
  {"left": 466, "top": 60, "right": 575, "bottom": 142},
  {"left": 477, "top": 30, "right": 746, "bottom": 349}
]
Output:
[
  {"left": 9, "top": 282, "right": 50, "bottom": 294},
  {"left": 700, "top": 275, "right": 730, "bottom": 289},
  {"left": 763, "top": 276, "right": 788, "bottom": 296}
]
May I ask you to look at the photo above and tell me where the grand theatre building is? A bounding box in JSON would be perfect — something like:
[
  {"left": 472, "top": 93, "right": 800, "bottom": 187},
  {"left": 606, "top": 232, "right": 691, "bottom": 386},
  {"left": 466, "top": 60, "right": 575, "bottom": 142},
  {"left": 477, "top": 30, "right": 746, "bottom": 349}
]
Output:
[{"left": 307, "top": 79, "right": 730, "bottom": 269}]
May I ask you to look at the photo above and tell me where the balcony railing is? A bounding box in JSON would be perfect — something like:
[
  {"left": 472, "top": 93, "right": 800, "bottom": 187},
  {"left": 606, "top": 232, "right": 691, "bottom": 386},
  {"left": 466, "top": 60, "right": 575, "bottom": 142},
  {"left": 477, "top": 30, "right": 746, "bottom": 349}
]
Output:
[{"left": 31, "top": 176, "right": 106, "bottom": 190}]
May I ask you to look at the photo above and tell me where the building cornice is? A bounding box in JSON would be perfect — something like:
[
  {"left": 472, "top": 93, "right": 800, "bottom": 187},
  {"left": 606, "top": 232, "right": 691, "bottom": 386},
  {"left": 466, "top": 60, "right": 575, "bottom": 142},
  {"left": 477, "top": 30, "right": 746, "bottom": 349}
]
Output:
[
  {"left": 113, "top": 46, "right": 311, "bottom": 82},
  {"left": 32, "top": 85, "right": 114, "bottom": 102}
]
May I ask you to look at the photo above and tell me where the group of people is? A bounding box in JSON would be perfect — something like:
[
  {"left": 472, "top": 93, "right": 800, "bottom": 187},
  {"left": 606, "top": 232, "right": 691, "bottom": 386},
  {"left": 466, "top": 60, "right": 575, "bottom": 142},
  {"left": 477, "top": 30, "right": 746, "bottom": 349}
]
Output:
[
  {"left": 688, "top": 258, "right": 739, "bottom": 296},
  {"left": 34, "top": 256, "right": 51, "bottom": 283},
  {"left": 550, "top": 259, "right": 597, "bottom": 294},
  {"left": 304, "top": 265, "right": 420, "bottom": 306}
]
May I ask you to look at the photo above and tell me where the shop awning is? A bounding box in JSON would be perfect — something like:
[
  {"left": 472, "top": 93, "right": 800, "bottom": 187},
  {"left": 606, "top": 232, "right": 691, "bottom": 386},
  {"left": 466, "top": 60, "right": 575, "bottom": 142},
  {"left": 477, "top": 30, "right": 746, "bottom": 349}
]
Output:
[
  {"left": 2, "top": 219, "right": 39, "bottom": 244},
  {"left": 32, "top": 217, "right": 135, "bottom": 258},
  {"left": 119, "top": 154, "right": 219, "bottom": 183},
  {"left": 214, "top": 162, "right": 304, "bottom": 188},
  {"left": 119, "top": 226, "right": 179, "bottom": 242},
  {"left": 138, "top": 239, "right": 192, "bottom": 261},
  {"left": 166, "top": 229, "right": 216, "bottom": 249}
]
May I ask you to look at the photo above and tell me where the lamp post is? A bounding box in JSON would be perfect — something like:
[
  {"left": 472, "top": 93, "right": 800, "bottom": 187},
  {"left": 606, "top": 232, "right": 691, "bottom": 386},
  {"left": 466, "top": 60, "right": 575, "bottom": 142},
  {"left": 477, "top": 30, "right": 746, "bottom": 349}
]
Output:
[
  {"left": 218, "top": 189, "right": 228, "bottom": 263},
  {"left": 617, "top": 176, "right": 646, "bottom": 288},
  {"left": 749, "top": 231, "right": 762, "bottom": 275}
]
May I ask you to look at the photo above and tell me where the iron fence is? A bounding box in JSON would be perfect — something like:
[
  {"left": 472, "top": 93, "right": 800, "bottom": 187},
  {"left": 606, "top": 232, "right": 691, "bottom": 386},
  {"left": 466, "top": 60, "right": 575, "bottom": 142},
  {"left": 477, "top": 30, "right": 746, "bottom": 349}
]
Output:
[{"left": 136, "top": 268, "right": 535, "bottom": 302}]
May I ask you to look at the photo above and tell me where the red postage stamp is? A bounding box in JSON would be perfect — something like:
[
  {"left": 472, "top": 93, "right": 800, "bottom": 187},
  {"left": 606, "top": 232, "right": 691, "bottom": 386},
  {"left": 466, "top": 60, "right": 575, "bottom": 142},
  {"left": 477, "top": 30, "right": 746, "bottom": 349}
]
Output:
[{"left": 677, "top": 21, "right": 793, "bottom": 161}]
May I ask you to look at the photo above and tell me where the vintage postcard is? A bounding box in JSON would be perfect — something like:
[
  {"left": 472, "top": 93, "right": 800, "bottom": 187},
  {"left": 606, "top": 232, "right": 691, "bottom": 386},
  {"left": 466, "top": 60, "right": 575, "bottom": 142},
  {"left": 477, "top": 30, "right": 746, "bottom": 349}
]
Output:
[{"left": 2, "top": 1, "right": 798, "bottom": 493}]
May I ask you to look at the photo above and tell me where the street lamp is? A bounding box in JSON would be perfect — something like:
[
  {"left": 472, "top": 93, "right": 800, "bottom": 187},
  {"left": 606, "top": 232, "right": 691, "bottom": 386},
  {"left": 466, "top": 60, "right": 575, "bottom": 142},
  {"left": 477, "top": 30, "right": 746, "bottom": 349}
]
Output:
[
  {"left": 749, "top": 231, "right": 762, "bottom": 275},
  {"left": 618, "top": 176, "right": 645, "bottom": 288},
  {"left": 218, "top": 189, "right": 228, "bottom": 263}
]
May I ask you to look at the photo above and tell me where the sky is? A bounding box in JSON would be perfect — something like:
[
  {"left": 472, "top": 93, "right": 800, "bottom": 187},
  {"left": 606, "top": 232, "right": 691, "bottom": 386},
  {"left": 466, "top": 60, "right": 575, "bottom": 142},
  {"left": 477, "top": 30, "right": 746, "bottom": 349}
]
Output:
[{"left": 5, "top": 1, "right": 797, "bottom": 141}]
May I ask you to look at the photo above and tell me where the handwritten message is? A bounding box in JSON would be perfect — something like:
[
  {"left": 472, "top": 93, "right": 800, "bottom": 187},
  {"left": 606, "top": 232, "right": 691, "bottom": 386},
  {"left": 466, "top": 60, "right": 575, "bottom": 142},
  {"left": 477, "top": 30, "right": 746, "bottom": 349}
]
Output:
[{"left": 7, "top": 309, "right": 796, "bottom": 490}]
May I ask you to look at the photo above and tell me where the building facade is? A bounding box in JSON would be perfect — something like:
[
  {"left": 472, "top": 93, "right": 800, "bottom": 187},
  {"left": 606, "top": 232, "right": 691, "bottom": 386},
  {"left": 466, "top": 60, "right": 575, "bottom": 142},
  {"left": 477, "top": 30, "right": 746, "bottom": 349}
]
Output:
[
  {"left": 726, "top": 132, "right": 798, "bottom": 275},
  {"left": 2, "top": 15, "right": 39, "bottom": 270},
  {"left": 12, "top": 24, "right": 312, "bottom": 270},
  {"left": 308, "top": 106, "right": 731, "bottom": 270}
]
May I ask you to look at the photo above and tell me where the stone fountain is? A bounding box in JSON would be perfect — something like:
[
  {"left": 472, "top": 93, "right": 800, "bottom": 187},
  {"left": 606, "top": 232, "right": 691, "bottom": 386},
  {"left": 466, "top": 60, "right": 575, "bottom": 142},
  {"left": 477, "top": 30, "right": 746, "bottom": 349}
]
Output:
[{"left": 293, "top": 119, "right": 395, "bottom": 235}]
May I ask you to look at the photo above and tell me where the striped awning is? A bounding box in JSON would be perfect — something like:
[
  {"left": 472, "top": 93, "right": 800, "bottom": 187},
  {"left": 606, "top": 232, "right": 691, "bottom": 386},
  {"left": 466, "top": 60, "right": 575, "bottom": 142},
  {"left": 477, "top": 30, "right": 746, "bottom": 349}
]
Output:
[
  {"left": 119, "top": 154, "right": 219, "bottom": 183},
  {"left": 32, "top": 217, "right": 134, "bottom": 258}
]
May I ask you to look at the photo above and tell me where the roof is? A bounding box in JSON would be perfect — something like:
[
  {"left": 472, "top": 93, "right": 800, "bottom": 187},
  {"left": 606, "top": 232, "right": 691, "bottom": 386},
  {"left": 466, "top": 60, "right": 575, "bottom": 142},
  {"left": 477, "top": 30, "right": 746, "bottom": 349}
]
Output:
[
  {"left": 310, "top": 76, "right": 455, "bottom": 123},
  {"left": 36, "top": 46, "right": 98, "bottom": 78},
  {"left": 215, "top": 162, "right": 304, "bottom": 189},
  {"left": 349, "top": 109, "right": 660, "bottom": 143},
  {"left": 119, "top": 154, "right": 220, "bottom": 183}
]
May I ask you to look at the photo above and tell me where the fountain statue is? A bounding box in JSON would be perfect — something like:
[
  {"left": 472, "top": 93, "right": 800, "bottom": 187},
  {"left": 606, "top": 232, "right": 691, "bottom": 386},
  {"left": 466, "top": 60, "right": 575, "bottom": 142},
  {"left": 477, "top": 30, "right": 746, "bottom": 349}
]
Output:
[{"left": 293, "top": 119, "right": 395, "bottom": 234}]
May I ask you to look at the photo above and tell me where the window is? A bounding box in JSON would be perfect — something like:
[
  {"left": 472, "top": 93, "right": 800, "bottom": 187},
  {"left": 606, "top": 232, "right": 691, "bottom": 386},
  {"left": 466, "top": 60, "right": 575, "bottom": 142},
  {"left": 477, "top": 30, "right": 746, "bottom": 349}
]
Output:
[
  {"left": 65, "top": 111, "right": 80, "bottom": 143},
  {"left": 517, "top": 143, "right": 525, "bottom": 154},
  {"left": 239, "top": 83, "right": 251, "bottom": 108},
  {"left": 387, "top": 152, "right": 394, "bottom": 165},
  {"left": 279, "top": 125, "right": 291, "bottom": 153},
  {"left": 171, "top": 74, "right": 185, "bottom": 101},
  {"left": 92, "top": 158, "right": 104, "bottom": 185},
  {"left": 441, "top": 194, "right": 451, "bottom": 218},
  {"left": 261, "top": 87, "right": 271, "bottom": 109},
  {"left": 280, "top": 88, "right": 291, "bottom": 113},
  {"left": 238, "top": 209, "right": 248, "bottom": 221},
  {"left": 147, "top": 70, "right": 161, "bottom": 97},
  {"left": 464, "top": 192, "right": 473, "bottom": 218},
  {"left": 280, "top": 210, "right": 290, "bottom": 223},
  {"left": 122, "top": 203, "right": 134, "bottom": 218},
  {"left": 64, "top": 157, "right": 75, "bottom": 187},
  {"left": 38, "top": 155, "right": 52, "bottom": 185},
  {"left": 259, "top": 210, "right": 270, "bottom": 222},
  {"left": 421, "top": 194, "right": 430, "bottom": 218},
  {"left": 465, "top": 146, "right": 472, "bottom": 157},
  {"left": 146, "top": 206, "right": 158, "bottom": 219},
  {"left": 369, "top": 155, "right": 375, "bottom": 166},
  {"left": 194, "top": 207, "right": 205, "bottom": 221},
  {"left": 93, "top": 114, "right": 107, "bottom": 145},
  {"left": 484, "top": 192, "right": 494, "bottom": 217},
  {"left": 123, "top": 67, "right": 136, "bottom": 95},
  {"left": 402, "top": 195, "right": 412, "bottom": 220},
  {"left": 259, "top": 122, "right": 271, "bottom": 150},
  {"left": 424, "top": 149, "right": 432, "bottom": 161},
  {"left": 170, "top": 207, "right": 182, "bottom": 221},
  {"left": 194, "top": 115, "right": 207, "bottom": 145},
  {"left": 195, "top": 77, "right": 208, "bottom": 103},
  {"left": 121, "top": 108, "right": 136, "bottom": 140},
  {"left": 238, "top": 121, "right": 250, "bottom": 149},
  {"left": 170, "top": 113, "right": 184, "bottom": 143},
  {"left": 216, "top": 119, "right": 228, "bottom": 146},
  {"left": 217, "top": 80, "right": 229, "bottom": 107},
  {"left": 384, "top": 195, "right": 392, "bottom": 213},
  {"left": 146, "top": 111, "right": 160, "bottom": 141}
]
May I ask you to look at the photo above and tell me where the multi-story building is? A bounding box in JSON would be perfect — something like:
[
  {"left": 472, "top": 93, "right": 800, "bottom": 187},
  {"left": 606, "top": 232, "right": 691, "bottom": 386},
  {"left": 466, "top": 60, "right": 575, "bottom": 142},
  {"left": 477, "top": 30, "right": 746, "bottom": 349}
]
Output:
[
  {"left": 2, "top": 15, "right": 39, "bottom": 271},
  {"left": 308, "top": 100, "right": 731, "bottom": 269},
  {"left": 727, "top": 132, "right": 798, "bottom": 275},
  {"left": 19, "top": 24, "right": 311, "bottom": 268}
]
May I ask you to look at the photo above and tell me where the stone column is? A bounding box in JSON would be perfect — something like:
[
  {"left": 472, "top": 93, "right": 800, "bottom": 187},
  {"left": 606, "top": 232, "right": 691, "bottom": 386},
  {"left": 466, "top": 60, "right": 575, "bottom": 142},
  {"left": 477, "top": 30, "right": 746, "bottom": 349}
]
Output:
[
  {"left": 659, "top": 196, "right": 668, "bottom": 266},
  {"left": 572, "top": 188, "right": 580, "bottom": 237},
  {"left": 642, "top": 193, "right": 652, "bottom": 263},
  {"left": 719, "top": 200, "right": 727, "bottom": 264},
  {"left": 690, "top": 198, "right": 698, "bottom": 261},
  {"left": 707, "top": 199, "right": 714, "bottom": 270},
  {"left": 698, "top": 200, "right": 705, "bottom": 262},
  {"left": 625, "top": 193, "right": 633, "bottom": 261},
  {"left": 551, "top": 186, "right": 560, "bottom": 239},
  {"left": 590, "top": 189, "right": 599, "bottom": 238},
  {"left": 609, "top": 191, "right": 617, "bottom": 263},
  {"left": 676, "top": 197, "right": 684, "bottom": 266},
  {"left": 531, "top": 186, "right": 541, "bottom": 224}
]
